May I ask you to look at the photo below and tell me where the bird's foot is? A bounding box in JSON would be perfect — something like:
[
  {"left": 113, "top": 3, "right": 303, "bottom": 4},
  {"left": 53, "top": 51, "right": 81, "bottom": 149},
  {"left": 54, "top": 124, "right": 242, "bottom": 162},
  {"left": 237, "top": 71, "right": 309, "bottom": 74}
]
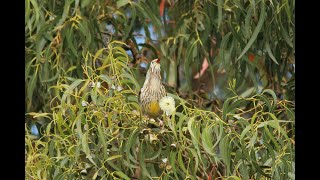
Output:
[
  {"left": 159, "top": 120, "right": 164, "bottom": 127},
  {"left": 157, "top": 118, "right": 164, "bottom": 127}
]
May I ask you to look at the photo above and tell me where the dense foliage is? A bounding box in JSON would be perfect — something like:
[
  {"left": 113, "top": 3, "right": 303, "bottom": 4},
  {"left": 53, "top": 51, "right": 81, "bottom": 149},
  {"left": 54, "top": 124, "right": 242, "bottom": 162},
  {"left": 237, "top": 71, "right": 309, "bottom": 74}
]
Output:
[{"left": 25, "top": 0, "right": 295, "bottom": 179}]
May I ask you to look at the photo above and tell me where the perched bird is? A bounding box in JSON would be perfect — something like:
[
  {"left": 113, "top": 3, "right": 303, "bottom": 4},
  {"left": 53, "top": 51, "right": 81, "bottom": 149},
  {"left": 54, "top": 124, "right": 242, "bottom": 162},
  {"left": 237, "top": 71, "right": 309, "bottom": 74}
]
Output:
[{"left": 139, "top": 58, "right": 167, "bottom": 118}]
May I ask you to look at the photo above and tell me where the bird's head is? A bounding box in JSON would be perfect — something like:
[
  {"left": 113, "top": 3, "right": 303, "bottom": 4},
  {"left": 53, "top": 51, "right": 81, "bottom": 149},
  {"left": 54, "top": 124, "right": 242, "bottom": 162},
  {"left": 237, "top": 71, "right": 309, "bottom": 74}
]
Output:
[
  {"left": 149, "top": 58, "right": 161, "bottom": 72},
  {"left": 144, "top": 58, "right": 162, "bottom": 83}
]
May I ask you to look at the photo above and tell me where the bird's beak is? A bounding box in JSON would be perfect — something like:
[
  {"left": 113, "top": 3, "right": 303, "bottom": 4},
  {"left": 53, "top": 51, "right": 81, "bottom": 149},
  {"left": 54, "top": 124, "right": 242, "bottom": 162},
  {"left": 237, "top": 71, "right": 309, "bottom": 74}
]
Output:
[{"left": 156, "top": 58, "right": 160, "bottom": 64}]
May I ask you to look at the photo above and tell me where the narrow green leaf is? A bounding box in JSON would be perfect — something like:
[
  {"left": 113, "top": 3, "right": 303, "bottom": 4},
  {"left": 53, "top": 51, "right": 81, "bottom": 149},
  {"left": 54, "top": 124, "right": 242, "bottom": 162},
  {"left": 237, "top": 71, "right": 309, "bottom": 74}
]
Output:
[
  {"left": 217, "top": 0, "right": 223, "bottom": 29},
  {"left": 117, "top": 0, "right": 130, "bottom": 8},
  {"left": 279, "top": 21, "right": 293, "bottom": 48},
  {"left": 184, "top": 39, "right": 198, "bottom": 90},
  {"left": 135, "top": 2, "right": 162, "bottom": 31},
  {"left": 220, "top": 135, "right": 231, "bottom": 175},
  {"left": 36, "top": 38, "right": 47, "bottom": 62},
  {"left": 113, "top": 171, "right": 130, "bottom": 180},
  {"left": 247, "top": 131, "right": 257, "bottom": 148},
  {"left": 263, "top": 125, "right": 280, "bottom": 151},
  {"left": 145, "top": 143, "right": 162, "bottom": 161},
  {"left": 212, "top": 123, "right": 223, "bottom": 149},
  {"left": 125, "top": 128, "right": 139, "bottom": 165},
  {"left": 61, "top": 79, "right": 85, "bottom": 103},
  {"left": 237, "top": 0, "right": 266, "bottom": 60},
  {"left": 223, "top": 97, "right": 246, "bottom": 121},
  {"left": 25, "top": 0, "right": 30, "bottom": 23},
  {"left": 240, "top": 125, "right": 251, "bottom": 141},
  {"left": 106, "top": 155, "right": 123, "bottom": 161},
  {"left": 187, "top": 117, "right": 201, "bottom": 158},
  {"left": 123, "top": 4, "right": 136, "bottom": 41},
  {"left": 265, "top": 40, "right": 279, "bottom": 65},
  {"left": 57, "top": 1, "right": 71, "bottom": 27},
  {"left": 262, "top": 89, "right": 278, "bottom": 108},
  {"left": 64, "top": 28, "right": 78, "bottom": 57},
  {"left": 99, "top": 74, "right": 112, "bottom": 86},
  {"left": 249, "top": 151, "right": 271, "bottom": 178},
  {"left": 254, "top": 94, "right": 272, "bottom": 112},
  {"left": 41, "top": 68, "right": 61, "bottom": 83},
  {"left": 73, "top": 0, "right": 79, "bottom": 15},
  {"left": 201, "top": 126, "right": 215, "bottom": 156},
  {"left": 27, "top": 70, "right": 38, "bottom": 101},
  {"left": 81, "top": 132, "right": 90, "bottom": 155},
  {"left": 243, "top": 6, "right": 253, "bottom": 40},
  {"left": 227, "top": 176, "right": 242, "bottom": 180},
  {"left": 218, "top": 32, "right": 232, "bottom": 64},
  {"left": 239, "top": 87, "right": 255, "bottom": 98},
  {"left": 97, "top": 122, "right": 107, "bottom": 159},
  {"left": 29, "top": 0, "right": 40, "bottom": 26},
  {"left": 93, "top": 48, "right": 106, "bottom": 66},
  {"left": 78, "top": 19, "right": 91, "bottom": 47},
  {"left": 251, "top": 0, "right": 256, "bottom": 17},
  {"left": 92, "top": 170, "right": 99, "bottom": 180},
  {"left": 91, "top": 89, "right": 97, "bottom": 105},
  {"left": 169, "top": 151, "right": 180, "bottom": 179},
  {"left": 139, "top": 142, "right": 152, "bottom": 179},
  {"left": 222, "top": 97, "right": 234, "bottom": 121},
  {"left": 187, "top": 148, "right": 199, "bottom": 175},
  {"left": 178, "top": 150, "right": 188, "bottom": 174}
]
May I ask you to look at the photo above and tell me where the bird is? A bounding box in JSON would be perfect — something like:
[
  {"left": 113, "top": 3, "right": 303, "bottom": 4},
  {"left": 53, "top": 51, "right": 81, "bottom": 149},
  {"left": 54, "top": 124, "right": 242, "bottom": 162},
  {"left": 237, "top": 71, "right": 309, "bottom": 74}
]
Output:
[{"left": 139, "top": 58, "right": 167, "bottom": 118}]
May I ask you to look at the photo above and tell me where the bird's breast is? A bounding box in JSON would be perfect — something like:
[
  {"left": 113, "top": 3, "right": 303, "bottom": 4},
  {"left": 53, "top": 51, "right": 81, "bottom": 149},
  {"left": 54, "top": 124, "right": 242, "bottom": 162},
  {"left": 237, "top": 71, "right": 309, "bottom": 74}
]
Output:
[{"left": 149, "top": 78, "right": 161, "bottom": 90}]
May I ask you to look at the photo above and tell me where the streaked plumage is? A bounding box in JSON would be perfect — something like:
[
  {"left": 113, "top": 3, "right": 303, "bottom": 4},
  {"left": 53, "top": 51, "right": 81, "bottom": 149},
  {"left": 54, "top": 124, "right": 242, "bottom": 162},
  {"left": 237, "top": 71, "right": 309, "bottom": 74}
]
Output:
[{"left": 139, "top": 58, "right": 167, "bottom": 118}]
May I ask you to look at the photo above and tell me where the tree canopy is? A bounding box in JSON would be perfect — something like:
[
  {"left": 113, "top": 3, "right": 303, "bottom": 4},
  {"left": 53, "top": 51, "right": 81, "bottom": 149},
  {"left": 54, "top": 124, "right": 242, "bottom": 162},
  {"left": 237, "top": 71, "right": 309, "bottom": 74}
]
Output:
[{"left": 25, "top": 0, "right": 295, "bottom": 179}]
